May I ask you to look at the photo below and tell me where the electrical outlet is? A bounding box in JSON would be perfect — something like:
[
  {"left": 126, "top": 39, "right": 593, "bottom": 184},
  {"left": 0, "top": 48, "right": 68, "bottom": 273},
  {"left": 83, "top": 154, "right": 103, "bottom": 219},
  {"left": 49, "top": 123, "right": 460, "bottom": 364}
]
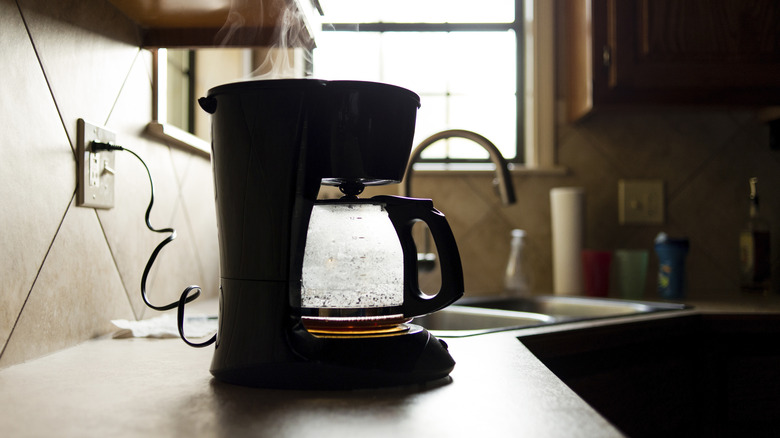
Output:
[
  {"left": 77, "top": 119, "right": 116, "bottom": 209},
  {"left": 618, "top": 179, "right": 665, "bottom": 225}
]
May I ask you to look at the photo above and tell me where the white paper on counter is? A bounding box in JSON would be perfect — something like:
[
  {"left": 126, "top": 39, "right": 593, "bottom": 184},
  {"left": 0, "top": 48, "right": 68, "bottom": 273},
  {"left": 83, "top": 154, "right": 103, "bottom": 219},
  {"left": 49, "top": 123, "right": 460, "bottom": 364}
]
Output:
[{"left": 111, "top": 314, "right": 217, "bottom": 339}]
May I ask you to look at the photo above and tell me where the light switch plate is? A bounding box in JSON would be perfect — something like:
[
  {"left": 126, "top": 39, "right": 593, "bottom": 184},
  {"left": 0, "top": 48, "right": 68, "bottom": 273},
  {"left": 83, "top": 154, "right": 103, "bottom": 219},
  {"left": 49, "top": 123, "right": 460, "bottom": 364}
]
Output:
[
  {"left": 77, "top": 119, "right": 116, "bottom": 209},
  {"left": 618, "top": 179, "right": 665, "bottom": 225}
]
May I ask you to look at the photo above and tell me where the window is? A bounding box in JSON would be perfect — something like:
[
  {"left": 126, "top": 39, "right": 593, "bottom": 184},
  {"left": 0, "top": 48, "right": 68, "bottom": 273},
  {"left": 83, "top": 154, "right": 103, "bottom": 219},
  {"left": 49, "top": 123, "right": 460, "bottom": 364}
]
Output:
[
  {"left": 314, "top": 0, "right": 521, "bottom": 163},
  {"left": 164, "top": 49, "right": 196, "bottom": 134},
  {"left": 150, "top": 48, "right": 210, "bottom": 154},
  {"left": 149, "top": 1, "right": 556, "bottom": 169}
]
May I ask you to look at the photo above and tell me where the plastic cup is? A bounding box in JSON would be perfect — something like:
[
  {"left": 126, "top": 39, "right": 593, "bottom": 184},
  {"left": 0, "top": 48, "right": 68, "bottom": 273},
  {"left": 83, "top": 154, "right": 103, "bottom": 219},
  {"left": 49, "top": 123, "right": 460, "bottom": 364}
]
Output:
[
  {"left": 581, "top": 250, "right": 612, "bottom": 297},
  {"left": 614, "top": 249, "right": 649, "bottom": 300},
  {"left": 654, "top": 238, "right": 689, "bottom": 300}
]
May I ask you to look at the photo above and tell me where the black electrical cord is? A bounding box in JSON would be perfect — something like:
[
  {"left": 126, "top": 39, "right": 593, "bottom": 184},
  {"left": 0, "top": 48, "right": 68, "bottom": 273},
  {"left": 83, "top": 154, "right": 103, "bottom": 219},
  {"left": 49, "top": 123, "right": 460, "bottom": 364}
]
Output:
[{"left": 91, "top": 141, "right": 216, "bottom": 348}]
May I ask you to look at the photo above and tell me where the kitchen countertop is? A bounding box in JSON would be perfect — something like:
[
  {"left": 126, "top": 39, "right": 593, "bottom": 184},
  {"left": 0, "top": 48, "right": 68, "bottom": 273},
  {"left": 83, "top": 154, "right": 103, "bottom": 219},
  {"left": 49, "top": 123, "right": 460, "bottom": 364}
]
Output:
[
  {"left": 0, "top": 322, "right": 622, "bottom": 437},
  {"left": 2, "top": 295, "right": 778, "bottom": 438}
]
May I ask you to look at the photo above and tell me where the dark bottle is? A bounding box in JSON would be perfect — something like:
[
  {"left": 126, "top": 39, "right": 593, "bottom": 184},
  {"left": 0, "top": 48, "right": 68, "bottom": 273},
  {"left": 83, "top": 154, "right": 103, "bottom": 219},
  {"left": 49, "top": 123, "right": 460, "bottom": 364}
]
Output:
[{"left": 739, "top": 177, "right": 771, "bottom": 293}]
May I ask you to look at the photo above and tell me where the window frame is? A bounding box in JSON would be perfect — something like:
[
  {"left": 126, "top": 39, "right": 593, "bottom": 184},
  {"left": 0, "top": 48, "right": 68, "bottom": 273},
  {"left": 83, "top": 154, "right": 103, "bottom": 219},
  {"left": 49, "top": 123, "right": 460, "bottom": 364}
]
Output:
[{"left": 523, "top": 0, "right": 556, "bottom": 170}]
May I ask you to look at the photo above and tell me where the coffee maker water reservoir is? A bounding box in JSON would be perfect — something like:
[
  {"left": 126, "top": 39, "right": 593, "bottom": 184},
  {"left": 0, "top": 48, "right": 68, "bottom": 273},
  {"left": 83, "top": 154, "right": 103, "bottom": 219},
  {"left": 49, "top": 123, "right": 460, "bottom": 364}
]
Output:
[{"left": 151, "top": 79, "right": 464, "bottom": 389}]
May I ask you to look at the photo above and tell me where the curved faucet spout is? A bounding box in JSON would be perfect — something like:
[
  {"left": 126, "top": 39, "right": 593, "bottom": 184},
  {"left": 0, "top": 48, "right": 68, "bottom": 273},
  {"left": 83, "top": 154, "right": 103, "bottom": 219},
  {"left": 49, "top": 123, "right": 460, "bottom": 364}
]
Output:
[{"left": 402, "top": 129, "right": 517, "bottom": 206}]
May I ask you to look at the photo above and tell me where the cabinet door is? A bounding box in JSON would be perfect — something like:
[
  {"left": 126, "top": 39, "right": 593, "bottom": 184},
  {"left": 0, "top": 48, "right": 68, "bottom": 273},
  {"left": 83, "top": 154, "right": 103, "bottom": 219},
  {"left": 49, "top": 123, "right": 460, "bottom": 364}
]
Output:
[{"left": 568, "top": 0, "right": 780, "bottom": 120}]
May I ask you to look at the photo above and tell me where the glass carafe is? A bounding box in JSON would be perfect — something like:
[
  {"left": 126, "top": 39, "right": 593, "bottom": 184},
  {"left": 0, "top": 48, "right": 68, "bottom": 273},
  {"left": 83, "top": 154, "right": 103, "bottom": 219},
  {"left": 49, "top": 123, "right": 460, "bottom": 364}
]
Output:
[{"left": 300, "top": 195, "right": 463, "bottom": 334}]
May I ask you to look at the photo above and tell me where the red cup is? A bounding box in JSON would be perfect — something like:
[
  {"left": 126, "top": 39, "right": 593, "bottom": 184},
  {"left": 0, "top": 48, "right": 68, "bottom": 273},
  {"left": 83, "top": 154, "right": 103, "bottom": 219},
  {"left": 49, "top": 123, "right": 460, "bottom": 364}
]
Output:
[{"left": 582, "top": 250, "right": 612, "bottom": 297}]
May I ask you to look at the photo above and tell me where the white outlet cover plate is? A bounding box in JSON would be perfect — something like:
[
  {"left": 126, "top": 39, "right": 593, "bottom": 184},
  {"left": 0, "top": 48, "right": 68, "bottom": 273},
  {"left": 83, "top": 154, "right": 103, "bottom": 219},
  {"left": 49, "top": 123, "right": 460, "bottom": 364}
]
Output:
[
  {"left": 77, "top": 119, "right": 116, "bottom": 209},
  {"left": 618, "top": 179, "right": 665, "bottom": 225}
]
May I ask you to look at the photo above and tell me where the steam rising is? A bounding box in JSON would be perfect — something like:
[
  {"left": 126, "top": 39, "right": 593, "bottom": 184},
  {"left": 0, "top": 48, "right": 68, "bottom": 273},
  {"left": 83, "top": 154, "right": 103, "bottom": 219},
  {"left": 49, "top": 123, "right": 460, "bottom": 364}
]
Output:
[{"left": 215, "top": 0, "right": 314, "bottom": 80}]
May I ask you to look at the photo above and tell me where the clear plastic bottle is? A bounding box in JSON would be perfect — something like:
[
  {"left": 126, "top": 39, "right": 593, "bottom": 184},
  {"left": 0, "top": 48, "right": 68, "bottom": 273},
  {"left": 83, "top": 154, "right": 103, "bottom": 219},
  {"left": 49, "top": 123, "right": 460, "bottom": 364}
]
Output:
[
  {"left": 504, "top": 229, "right": 530, "bottom": 296},
  {"left": 739, "top": 177, "right": 771, "bottom": 293}
]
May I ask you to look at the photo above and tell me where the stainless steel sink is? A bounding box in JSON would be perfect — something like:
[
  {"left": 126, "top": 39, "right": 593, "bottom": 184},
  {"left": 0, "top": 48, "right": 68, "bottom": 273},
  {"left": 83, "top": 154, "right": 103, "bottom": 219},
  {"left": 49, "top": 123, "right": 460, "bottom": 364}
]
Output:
[
  {"left": 413, "top": 306, "right": 554, "bottom": 337},
  {"left": 414, "top": 295, "right": 689, "bottom": 337}
]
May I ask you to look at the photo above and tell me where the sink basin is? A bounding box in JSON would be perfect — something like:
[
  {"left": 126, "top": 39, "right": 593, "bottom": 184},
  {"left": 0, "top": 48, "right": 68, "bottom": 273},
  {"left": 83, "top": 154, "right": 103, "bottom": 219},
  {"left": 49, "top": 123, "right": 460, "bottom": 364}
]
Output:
[
  {"left": 413, "top": 306, "right": 554, "bottom": 337},
  {"left": 456, "top": 295, "right": 685, "bottom": 318},
  {"left": 414, "top": 295, "right": 689, "bottom": 337}
]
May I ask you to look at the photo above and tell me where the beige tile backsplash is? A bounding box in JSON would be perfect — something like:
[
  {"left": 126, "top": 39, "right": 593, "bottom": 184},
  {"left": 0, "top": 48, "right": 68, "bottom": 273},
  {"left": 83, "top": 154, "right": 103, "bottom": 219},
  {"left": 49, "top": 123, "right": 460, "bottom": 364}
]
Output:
[
  {"left": 1, "top": 0, "right": 778, "bottom": 368},
  {"left": 0, "top": 0, "right": 219, "bottom": 367},
  {"left": 399, "top": 109, "right": 779, "bottom": 300}
]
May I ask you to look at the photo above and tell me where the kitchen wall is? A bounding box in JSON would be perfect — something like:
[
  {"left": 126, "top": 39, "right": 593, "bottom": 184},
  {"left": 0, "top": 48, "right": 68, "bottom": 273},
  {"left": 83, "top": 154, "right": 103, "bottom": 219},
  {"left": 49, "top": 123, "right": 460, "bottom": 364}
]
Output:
[
  {"left": 2, "top": 0, "right": 778, "bottom": 370},
  {"left": 0, "top": 0, "right": 219, "bottom": 368},
  {"left": 398, "top": 108, "right": 779, "bottom": 300}
]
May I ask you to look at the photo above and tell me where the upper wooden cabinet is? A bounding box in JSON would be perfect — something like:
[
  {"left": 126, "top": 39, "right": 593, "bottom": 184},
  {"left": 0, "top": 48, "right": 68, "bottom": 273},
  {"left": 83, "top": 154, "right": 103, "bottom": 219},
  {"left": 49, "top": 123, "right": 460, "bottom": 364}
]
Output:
[
  {"left": 566, "top": 0, "right": 780, "bottom": 121},
  {"left": 107, "top": 0, "right": 321, "bottom": 48}
]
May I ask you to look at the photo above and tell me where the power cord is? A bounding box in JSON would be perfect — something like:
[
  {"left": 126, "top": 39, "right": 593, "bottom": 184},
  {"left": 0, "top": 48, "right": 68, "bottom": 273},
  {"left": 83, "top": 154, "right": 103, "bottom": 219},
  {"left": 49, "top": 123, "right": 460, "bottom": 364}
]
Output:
[{"left": 91, "top": 141, "right": 216, "bottom": 347}]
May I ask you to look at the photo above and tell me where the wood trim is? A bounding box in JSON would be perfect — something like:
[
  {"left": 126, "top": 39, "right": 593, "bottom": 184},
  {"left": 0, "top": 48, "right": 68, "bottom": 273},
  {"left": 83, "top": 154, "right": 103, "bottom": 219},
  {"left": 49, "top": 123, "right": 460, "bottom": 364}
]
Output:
[{"left": 565, "top": 0, "right": 594, "bottom": 122}]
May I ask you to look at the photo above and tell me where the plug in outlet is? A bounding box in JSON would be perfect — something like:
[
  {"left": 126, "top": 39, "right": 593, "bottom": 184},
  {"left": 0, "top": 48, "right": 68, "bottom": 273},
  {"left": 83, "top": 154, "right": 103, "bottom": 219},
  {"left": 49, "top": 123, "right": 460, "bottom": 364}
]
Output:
[
  {"left": 618, "top": 179, "right": 665, "bottom": 225},
  {"left": 77, "top": 119, "right": 116, "bottom": 209}
]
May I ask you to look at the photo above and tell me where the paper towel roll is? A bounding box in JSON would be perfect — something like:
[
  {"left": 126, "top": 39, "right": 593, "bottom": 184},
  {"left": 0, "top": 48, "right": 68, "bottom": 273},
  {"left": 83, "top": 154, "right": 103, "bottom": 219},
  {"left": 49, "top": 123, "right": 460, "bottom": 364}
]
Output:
[{"left": 550, "top": 187, "right": 585, "bottom": 295}]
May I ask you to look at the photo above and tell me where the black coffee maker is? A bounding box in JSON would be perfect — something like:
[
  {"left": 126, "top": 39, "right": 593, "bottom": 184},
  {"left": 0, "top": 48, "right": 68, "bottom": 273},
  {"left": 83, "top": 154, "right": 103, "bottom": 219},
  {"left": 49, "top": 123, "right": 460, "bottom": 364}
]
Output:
[{"left": 194, "top": 79, "right": 463, "bottom": 389}]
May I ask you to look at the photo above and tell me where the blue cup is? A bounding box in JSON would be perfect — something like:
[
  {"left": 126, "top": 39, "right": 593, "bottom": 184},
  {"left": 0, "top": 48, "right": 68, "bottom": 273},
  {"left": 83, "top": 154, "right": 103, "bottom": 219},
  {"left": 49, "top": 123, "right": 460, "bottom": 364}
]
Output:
[{"left": 654, "top": 234, "right": 689, "bottom": 300}]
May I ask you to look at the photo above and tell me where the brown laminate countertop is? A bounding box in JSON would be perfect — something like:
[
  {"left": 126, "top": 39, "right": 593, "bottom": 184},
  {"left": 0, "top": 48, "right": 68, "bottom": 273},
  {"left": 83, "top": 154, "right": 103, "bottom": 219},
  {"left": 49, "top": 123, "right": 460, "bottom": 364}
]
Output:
[
  {"left": 0, "top": 324, "right": 622, "bottom": 437},
  {"left": 3, "top": 294, "right": 778, "bottom": 438}
]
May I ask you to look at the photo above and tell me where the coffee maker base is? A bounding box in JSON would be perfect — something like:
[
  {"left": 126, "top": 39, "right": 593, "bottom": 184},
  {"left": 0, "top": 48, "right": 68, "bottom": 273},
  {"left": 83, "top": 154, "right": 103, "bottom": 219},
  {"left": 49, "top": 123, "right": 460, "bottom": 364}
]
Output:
[{"left": 210, "top": 326, "right": 455, "bottom": 390}]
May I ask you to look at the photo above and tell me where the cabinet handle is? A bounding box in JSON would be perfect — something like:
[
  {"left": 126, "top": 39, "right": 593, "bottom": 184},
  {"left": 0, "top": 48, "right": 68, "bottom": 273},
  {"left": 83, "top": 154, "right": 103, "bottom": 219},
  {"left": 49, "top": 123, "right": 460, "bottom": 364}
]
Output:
[{"left": 602, "top": 45, "right": 611, "bottom": 67}]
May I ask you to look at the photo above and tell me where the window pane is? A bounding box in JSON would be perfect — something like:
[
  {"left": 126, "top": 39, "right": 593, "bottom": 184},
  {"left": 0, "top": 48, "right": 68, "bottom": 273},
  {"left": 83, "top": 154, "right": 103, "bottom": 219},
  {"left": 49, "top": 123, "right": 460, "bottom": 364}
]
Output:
[
  {"left": 448, "top": 94, "right": 516, "bottom": 159},
  {"left": 414, "top": 95, "right": 448, "bottom": 150},
  {"left": 446, "top": 137, "right": 492, "bottom": 160},
  {"left": 321, "top": 0, "right": 514, "bottom": 24},
  {"left": 446, "top": 32, "right": 516, "bottom": 95},
  {"left": 319, "top": 0, "right": 381, "bottom": 23},
  {"left": 312, "top": 32, "right": 381, "bottom": 81},
  {"left": 167, "top": 49, "right": 191, "bottom": 132},
  {"left": 382, "top": 33, "right": 450, "bottom": 93}
]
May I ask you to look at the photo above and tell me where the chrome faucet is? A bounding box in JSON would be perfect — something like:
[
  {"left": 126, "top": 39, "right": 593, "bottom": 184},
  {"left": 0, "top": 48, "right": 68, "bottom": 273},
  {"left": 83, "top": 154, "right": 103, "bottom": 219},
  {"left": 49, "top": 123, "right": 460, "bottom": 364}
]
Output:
[
  {"left": 402, "top": 129, "right": 517, "bottom": 272},
  {"left": 402, "top": 129, "right": 517, "bottom": 205}
]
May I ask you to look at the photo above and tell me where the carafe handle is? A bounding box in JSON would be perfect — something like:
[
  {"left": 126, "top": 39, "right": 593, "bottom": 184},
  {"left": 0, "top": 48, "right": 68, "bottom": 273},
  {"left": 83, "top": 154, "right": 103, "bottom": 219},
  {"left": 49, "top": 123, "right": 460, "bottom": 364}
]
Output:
[{"left": 374, "top": 195, "right": 464, "bottom": 317}]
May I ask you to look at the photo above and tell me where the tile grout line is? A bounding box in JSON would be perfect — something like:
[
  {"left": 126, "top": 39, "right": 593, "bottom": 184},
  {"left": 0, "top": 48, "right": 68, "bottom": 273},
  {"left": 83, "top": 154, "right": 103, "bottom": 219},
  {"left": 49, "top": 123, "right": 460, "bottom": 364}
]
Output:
[
  {"left": 14, "top": 0, "right": 76, "bottom": 159},
  {"left": 99, "top": 48, "right": 147, "bottom": 322},
  {"left": 146, "top": 195, "right": 186, "bottom": 307},
  {"left": 570, "top": 122, "right": 634, "bottom": 185},
  {"left": 0, "top": 193, "right": 76, "bottom": 362},
  {"left": 94, "top": 210, "right": 141, "bottom": 321},
  {"left": 660, "top": 119, "right": 750, "bottom": 285},
  {"left": 661, "top": 111, "right": 749, "bottom": 203},
  {"left": 17, "top": 0, "right": 141, "bottom": 324},
  {"left": 3, "top": 1, "right": 76, "bottom": 363},
  {"left": 103, "top": 48, "right": 142, "bottom": 128},
  {"left": 168, "top": 148, "right": 212, "bottom": 297}
]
